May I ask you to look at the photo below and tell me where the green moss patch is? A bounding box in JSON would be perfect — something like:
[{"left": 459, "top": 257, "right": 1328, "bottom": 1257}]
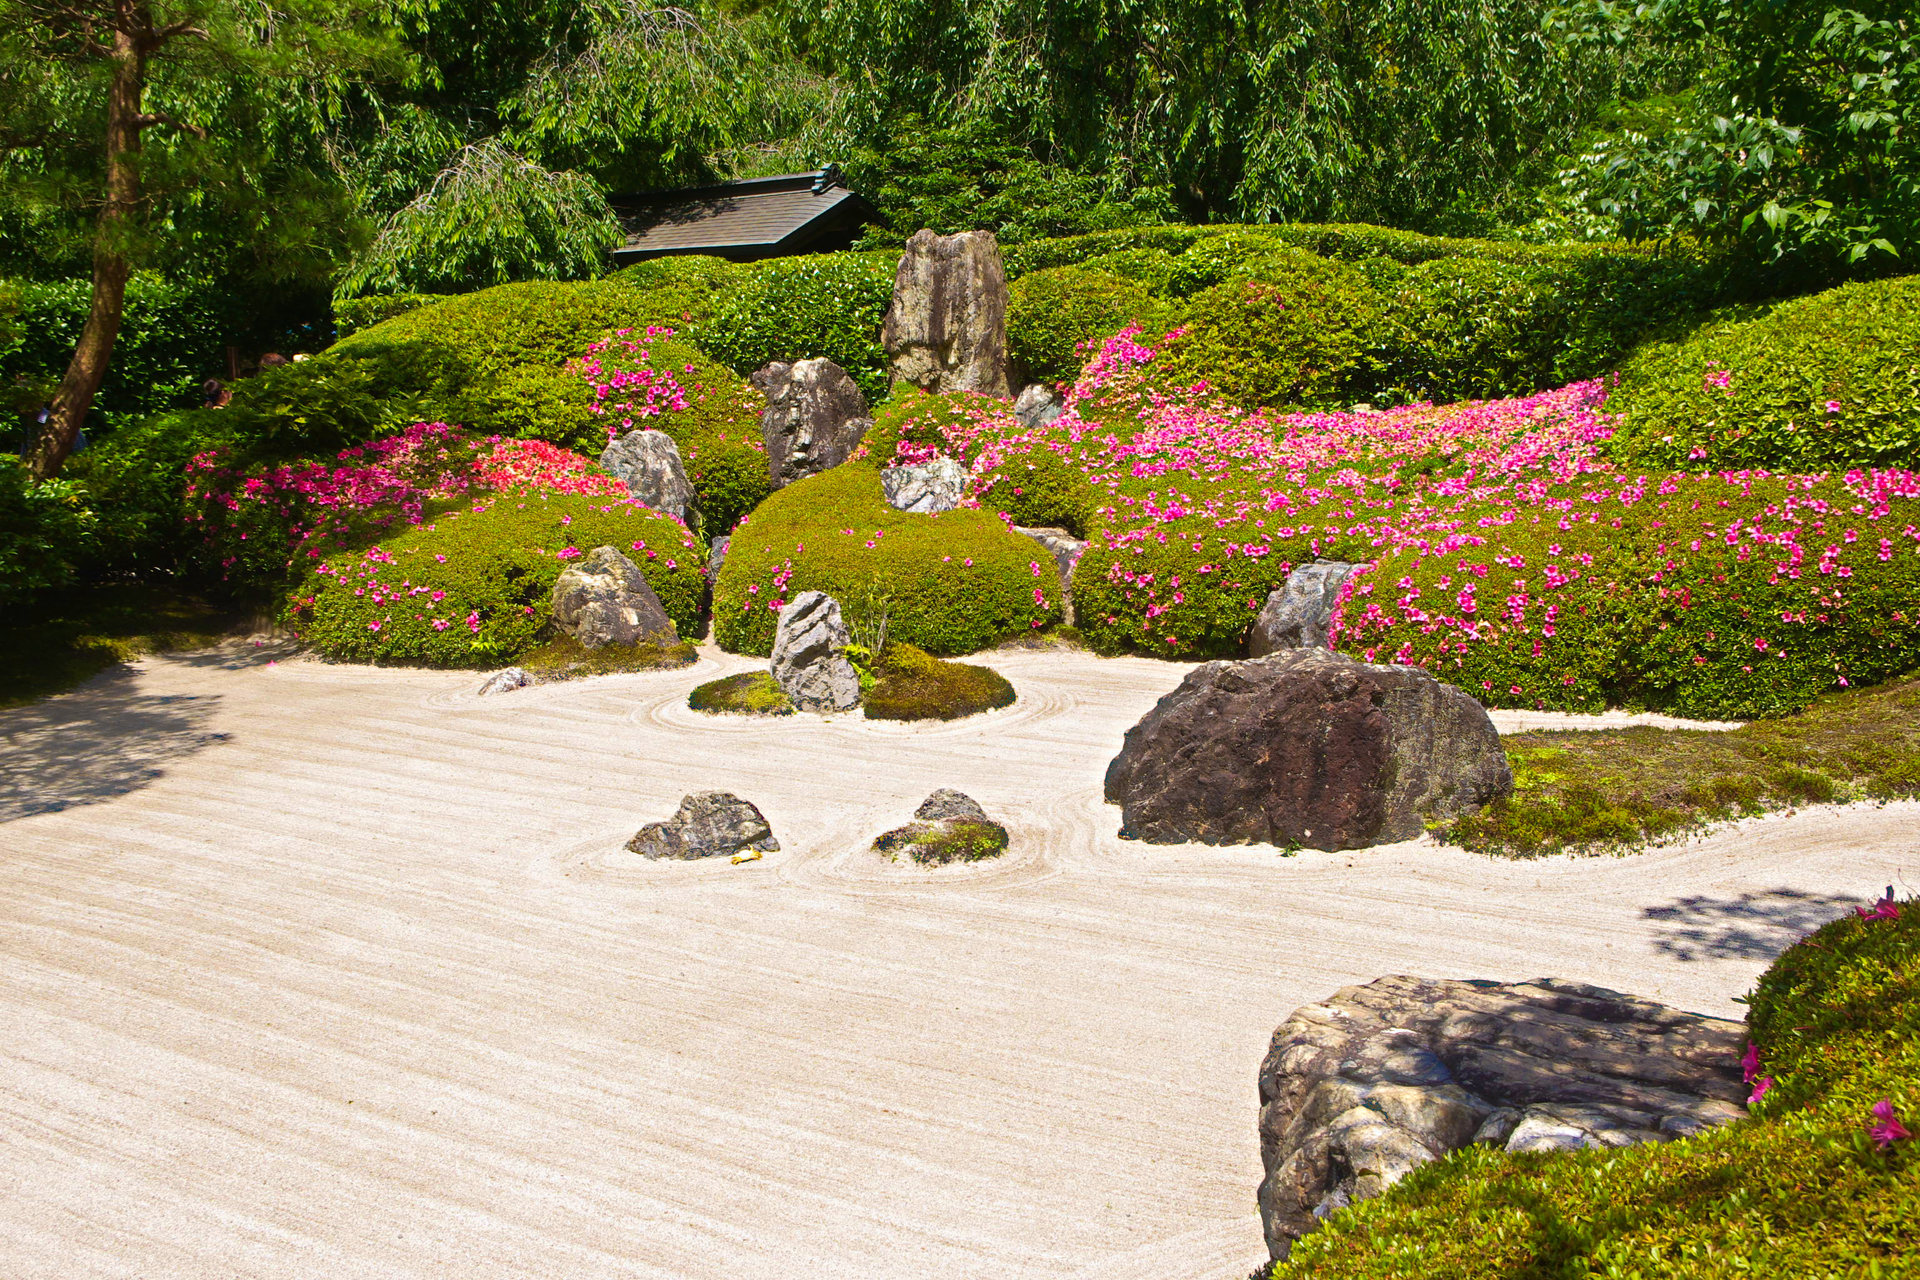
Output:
[
  {"left": 1443, "top": 671, "right": 1920, "bottom": 856},
  {"left": 519, "top": 635, "right": 698, "bottom": 680},
  {"left": 865, "top": 643, "right": 1017, "bottom": 721},
  {"left": 687, "top": 670, "right": 793, "bottom": 715},
  {"left": 1269, "top": 900, "right": 1918, "bottom": 1279},
  {"left": 0, "top": 584, "right": 246, "bottom": 708},
  {"left": 873, "top": 819, "right": 1011, "bottom": 866}
]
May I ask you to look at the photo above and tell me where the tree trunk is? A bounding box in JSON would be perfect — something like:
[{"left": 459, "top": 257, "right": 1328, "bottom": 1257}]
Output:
[{"left": 25, "top": 16, "right": 144, "bottom": 480}]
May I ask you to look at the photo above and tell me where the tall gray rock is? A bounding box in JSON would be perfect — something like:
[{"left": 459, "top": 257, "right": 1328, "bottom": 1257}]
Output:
[
  {"left": 881, "top": 457, "right": 969, "bottom": 514},
  {"left": 1103, "top": 649, "right": 1511, "bottom": 850},
  {"left": 754, "top": 358, "right": 872, "bottom": 489},
  {"left": 769, "top": 590, "right": 861, "bottom": 713},
  {"left": 599, "top": 429, "right": 697, "bottom": 526},
  {"left": 627, "top": 791, "right": 780, "bottom": 860},
  {"left": 881, "top": 229, "right": 1011, "bottom": 397},
  {"left": 1257, "top": 975, "right": 1748, "bottom": 1261},
  {"left": 550, "top": 545, "right": 678, "bottom": 649},
  {"left": 1248, "top": 561, "right": 1365, "bottom": 656},
  {"left": 1012, "top": 525, "right": 1086, "bottom": 625}
]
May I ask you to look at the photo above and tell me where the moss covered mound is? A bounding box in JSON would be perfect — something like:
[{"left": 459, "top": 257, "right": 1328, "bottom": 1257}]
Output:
[
  {"left": 1268, "top": 897, "right": 1918, "bottom": 1279},
  {"left": 874, "top": 819, "right": 1011, "bottom": 865},
  {"left": 289, "top": 493, "right": 704, "bottom": 667},
  {"left": 1608, "top": 274, "right": 1920, "bottom": 471},
  {"left": 687, "top": 670, "right": 793, "bottom": 715},
  {"left": 1008, "top": 265, "right": 1178, "bottom": 385},
  {"left": 520, "top": 635, "right": 698, "bottom": 680},
  {"left": 712, "top": 464, "right": 1060, "bottom": 657},
  {"left": 865, "top": 642, "right": 1016, "bottom": 721}
]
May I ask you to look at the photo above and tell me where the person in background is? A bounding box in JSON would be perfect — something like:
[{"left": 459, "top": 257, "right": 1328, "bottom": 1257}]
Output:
[{"left": 203, "top": 379, "right": 231, "bottom": 409}]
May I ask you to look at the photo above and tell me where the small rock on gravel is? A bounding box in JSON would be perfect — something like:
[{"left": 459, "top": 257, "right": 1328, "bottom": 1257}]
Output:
[
  {"left": 627, "top": 791, "right": 781, "bottom": 861},
  {"left": 476, "top": 668, "right": 535, "bottom": 696}
]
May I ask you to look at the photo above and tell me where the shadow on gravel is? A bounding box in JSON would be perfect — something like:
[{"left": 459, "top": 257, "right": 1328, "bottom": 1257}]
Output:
[
  {"left": 1642, "top": 888, "right": 1870, "bottom": 962},
  {"left": 0, "top": 668, "right": 226, "bottom": 822}
]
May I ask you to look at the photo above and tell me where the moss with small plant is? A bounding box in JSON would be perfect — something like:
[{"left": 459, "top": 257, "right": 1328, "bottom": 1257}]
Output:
[
  {"left": 687, "top": 670, "right": 793, "bottom": 715},
  {"left": 1265, "top": 894, "right": 1917, "bottom": 1279},
  {"left": 1441, "top": 670, "right": 1920, "bottom": 857},
  {"left": 864, "top": 642, "right": 1017, "bottom": 721}
]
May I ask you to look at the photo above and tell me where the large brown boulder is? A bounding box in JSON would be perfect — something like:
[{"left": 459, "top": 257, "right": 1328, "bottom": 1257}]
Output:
[
  {"left": 753, "top": 358, "right": 872, "bottom": 489},
  {"left": 1257, "top": 976, "right": 1748, "bottom": 1261},
  {"left": 1102, "top": 649, "right": 1511, "bottom": 849},
  {"left": 881, "top": 229, "right": 1011, "bottom": 397}
]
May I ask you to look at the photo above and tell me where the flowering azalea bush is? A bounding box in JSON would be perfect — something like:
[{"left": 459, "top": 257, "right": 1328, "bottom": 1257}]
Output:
[
  {"left": 1270, "top": 897, "right": 1917, "bottom": 1279},
  {"left": 184, "top": 422, "right": 626, "bottom": 597},
  {"left": 287, "top": 491, "right": 704, "bottom": 666},
  {"left": 711, "top": 462, "right": 1060, "bottom": 656},
  {"left": 581, "top": 331, "right": 770, "bottom": 537}
]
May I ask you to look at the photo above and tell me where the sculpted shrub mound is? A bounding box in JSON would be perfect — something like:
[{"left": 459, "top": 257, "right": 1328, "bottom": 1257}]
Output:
[
  {"left": 1267, "top": 896, "right": 1918, "bottom": 1279},
  {"left": 289, "top": 492, "right": 703, "bottom": 666},
  {"left": 688, "top": 670, "right": 794, "bottom": 715},
  {"left": 864, "top": 643, "right": 1017, "bottom": 721},
  {"left": 1006, "top": 265, "right": 1175, "bottom": 385},
  {"left": 1609, "top": 275, "right": 1920, "bottom": 472},
  {"left": 712, "top": 463, "right": 1060, "bottom": 656}
]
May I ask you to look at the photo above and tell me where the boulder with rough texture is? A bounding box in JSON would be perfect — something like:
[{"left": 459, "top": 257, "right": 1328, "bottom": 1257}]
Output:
[
  {"left": 882, "top": 229, "right": 1011, "bottom": 397},
  {"left": 1013, "top": 383, "right": 1063, "bottom": 428},
  {"left": 550, "top": 546, "right": 678, "bottom": 649},
  {"left": 706, "top": 535, "right": 730, "bottom": 583},
  {"left": 770, "top": 590, "right": 861, "bottom": 713},
  {"left": 1103, "top": 649, "right": 1511, "bottom": 849},
  {"left": 754, "top": 358, "right": 872, "bottom": 488},
  {"left": 1013, "top": 525, "right": 1086, "bottom": 625},
  {"left": 1249, "top": 561, "right": 1364, "bottom": 656},
  {"left": 873, "top": 789, "right": 1010, "bottom": 865},
  {"left": 599, "top": 429, "right": 697, "bottom": 525},
  {"left": 1257, "top": 975, "right": 1749, "bottom": 1260},
  {"left": 476, "top": 667, "right": 535, "bottom": 696},
  {"left": 881, "top": 457, "right": 969, "bottom": 513},
  {"left": 627, "top": 791, "right": 780, "bottom": 861}
]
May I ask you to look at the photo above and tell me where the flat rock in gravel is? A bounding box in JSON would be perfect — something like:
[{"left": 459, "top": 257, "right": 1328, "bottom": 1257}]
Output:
[
  {"left": 1248, "top": 561, "right": 1363, "bottom": 656},
  {"left": 1103, "top": 648, "right": 1511, "bottom": 849},
  {"left": 881, "top": 457, "right": 969, "bottom": 513},
  {"left": 873, "top": 789, "right": 1009, "bottom": 865},
  {"left": 550, "top": 545, "right": 678, "bottom": 650},
  {"left": 770, "top": 590, "right": 861, "bottom": 713},
  {"left": 627, "top": 791, "right": 781, "bottom": 861},
  {"left": 1257, "top": 974, "right": 1749, "bottom": 1260},
  {"left": 476, "top": 667, "right": 535, "bottom": 696},
  {"left": 600, "top": 429, "right": 697, "bottom": 526}
]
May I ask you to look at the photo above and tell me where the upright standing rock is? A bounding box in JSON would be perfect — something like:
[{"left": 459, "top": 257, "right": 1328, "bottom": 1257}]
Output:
[
  {"left": 754, "top": 358, "right": 872, "bottom": 489},
  {"left": 599, "top": 429, "right": 698, "bottom": 526},
  {"left": 1103, "top": 649, "right": 1511, "bottom": 849},
  {"left": 1012, "top": 526, "right": 1087, "bottom": 625},
  {"left": 551, "top": 546, "right": 679, "bottom": 649},
  {"left": 770, "top": 590, "right": 861, "bottom": 713},
  {"left": 882, "top": 229, "right": 1011, "bottom": 397},
  {"left": 1248, "top": 561, "right": 1364, "bottom": 656}
]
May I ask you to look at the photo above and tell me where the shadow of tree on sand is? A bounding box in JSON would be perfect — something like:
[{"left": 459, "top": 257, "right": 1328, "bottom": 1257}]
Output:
[
  {"left": 1, "top": 668, "right": 226, "bottom": 822},
  {"left": 1642, "top": 888, "right": 1879, "bottom": 962}
]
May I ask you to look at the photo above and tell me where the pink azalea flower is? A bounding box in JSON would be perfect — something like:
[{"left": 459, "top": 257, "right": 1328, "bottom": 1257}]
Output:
[
  {"left": 1741, "top": 1042, "right": 1761, "bottom": 1083},
  {"left": 1856, "top": 892, "right": 1900, "bottom": 921},
  {"left": 1867, "top": 1099, "right": 1911, "bottom": 1150},
  {"left": 1749, "top": 1075, "right": 1774, "bottom": 1106}
]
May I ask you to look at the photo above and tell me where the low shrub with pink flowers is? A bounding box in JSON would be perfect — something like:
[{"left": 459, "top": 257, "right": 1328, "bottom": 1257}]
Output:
[
  {"left": 287, "top": 491, "right": 704, "bottom": 666},
  {"left": 1268, "top": 895, "right": 1916, "bottom": 1279},
  {"left": 862, "top": 325, "right": 1920, "bottom": 719}
]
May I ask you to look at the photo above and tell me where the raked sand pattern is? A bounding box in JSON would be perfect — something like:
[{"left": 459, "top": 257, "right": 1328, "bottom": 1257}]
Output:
[{"left": 1, "top": 643, "right": 1912, "bottom": 1280}]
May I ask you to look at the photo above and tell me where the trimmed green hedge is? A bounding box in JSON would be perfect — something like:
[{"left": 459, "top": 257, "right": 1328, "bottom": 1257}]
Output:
[
  {"left": 695, "top": 252, "right": 898, "bottom": 402},
  {"left": 1269, "top": 898, "right": 1918, "bottom": 1279},
  {"left": 1608, "top": 275, "right": 1920, "bottom": 471},
  {"left": 288, "top": 493, "right": 705, "bottom": 667},
  {"left": 0, "top": 456, "right": 93, "bottom": 607},
  {"left": 331, "top": 292, "right": 448, "bottom": 339},
  {"left": 712, "top": 463, "right": 1060, "bottom": 656},
  {"left": 1007, "top": 266, "right": 1177, "bottom": 385}
]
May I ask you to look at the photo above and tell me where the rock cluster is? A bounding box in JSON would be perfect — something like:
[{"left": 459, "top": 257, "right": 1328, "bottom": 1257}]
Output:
[
  {"left": 881, "top": 457, "right": 969, "bottom": 513},
  {"left": 881, "top": 229, "right": 1011, "bottom": 397},
  {"left": 753, "top": 358, "right": 871, "bottom": 489},
  {"left": 873, "top": 789, "right": 1010, "bottom": 865},
  {"left": 1257, "top": 975, "right": 1749, "bottom": 1260},
  {"left": 1103, "top": 649, "right": 1511, "bottom": 849},
  {"left": 627, "top": 791, "right": 781, "bottom": 861},
  {"left": 1012, "top": 525, "right": 1086, "bottom": 625},
  {"left": 600, "top": 429, "right": 697, "bottom": 526},
  {"left": 770, "top": 590, "right": 861, "bottom": 713},
  {"left": 550, "top": 546, "right": 679, "bottom": 649},
  {"left": 1248, "top": 560, "right": 1363, "bottom": 656}
]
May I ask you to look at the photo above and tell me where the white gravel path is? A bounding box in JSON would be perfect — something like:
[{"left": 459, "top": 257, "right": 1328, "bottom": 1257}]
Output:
[{"left": 0, "top": 643, "right": 1909, "bottom": 1280}]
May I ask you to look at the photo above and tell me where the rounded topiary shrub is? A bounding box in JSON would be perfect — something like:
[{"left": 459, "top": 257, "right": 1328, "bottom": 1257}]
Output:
[
  {"left": 1381, "top": 257, "right": 1564, "bottom": 402},
  {"left": 1155, "top": 249, "right": 1387, "bottom": 409},
  {"left": 289, "top": 492, "right": 705, "bottom": 667},
  {"left": 712, "top": 463, "right": 1061, "bottom": 656},
  {"left": 1007, "top": 265, "right": 1175, "bottom": 385},
  {"left": 697, "top": 252, "right": 898, "bottom": 402},
  {"left": 860, "top": 389, "right": 1005, "bottom": 467},
  {"left": 1608, "top": 275, "right": 1920, "bottom": 471}
]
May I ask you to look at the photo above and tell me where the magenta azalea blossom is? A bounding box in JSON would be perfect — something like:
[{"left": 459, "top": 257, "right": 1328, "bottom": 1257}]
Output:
[
  {"left": 1749, "top": 1075, "right": 1774, "bottom": 1105},
  {"left": 1868, "top": 1099, "right": 1911, "bottom": 1150},
  {"left": 1741, "top": 1042, "right": 1762, "bottom": 1083},
  {"left": 1857, "top": 894, "right": 1901, "bottom": 921}
]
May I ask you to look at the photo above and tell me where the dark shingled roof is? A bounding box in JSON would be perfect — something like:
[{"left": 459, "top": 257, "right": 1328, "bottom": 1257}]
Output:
[{"left": 608, "top": 169, "right": 876, "bottom": 264}]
